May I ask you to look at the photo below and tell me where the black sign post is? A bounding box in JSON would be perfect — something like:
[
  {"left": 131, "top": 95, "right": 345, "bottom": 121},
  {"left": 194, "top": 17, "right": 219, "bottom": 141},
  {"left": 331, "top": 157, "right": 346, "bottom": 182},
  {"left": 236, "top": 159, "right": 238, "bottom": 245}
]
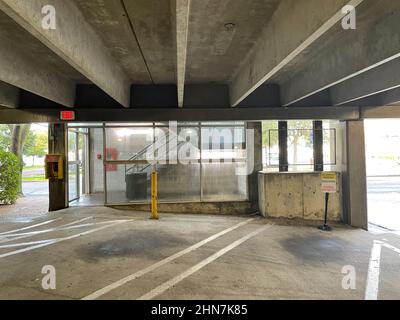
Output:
[{"left": 319, "top": 193, "right": 332, "bottom": 231}]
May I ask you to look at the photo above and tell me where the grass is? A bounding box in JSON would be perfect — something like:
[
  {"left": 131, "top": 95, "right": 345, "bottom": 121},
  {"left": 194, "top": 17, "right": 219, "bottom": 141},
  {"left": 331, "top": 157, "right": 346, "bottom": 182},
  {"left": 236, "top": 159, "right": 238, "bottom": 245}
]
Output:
[
  {"left": 23, "top": 165, "right": 44, "bottom": 170},
  {"left": 22, "top": 175, "right": 46, "bottom": 182}
]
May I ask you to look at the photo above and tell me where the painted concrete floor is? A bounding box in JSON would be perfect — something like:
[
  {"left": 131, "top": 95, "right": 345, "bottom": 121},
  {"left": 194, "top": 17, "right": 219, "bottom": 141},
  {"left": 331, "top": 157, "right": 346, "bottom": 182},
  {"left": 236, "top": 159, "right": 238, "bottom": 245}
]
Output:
[{"left": 0, "top": 207, "right": 399, "bottom": 300}]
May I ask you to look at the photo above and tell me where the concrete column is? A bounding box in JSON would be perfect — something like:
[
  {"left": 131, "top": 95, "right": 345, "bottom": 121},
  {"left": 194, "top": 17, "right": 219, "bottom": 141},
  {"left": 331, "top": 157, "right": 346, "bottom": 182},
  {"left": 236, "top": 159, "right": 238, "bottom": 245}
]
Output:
[
  {"left": 247, "top": 122, "right": 262, "bottom": 211},
  {"left": 313, "top": 120, "right": 323, "bottom": 172},
  {"left": 342, "top": 120, "right": 368, "bottom": 230},
  {"left": 48, "top": 123, "right": 68, "bottom": 212},
  {"left": 278, "top": 121, "right": 288, "bottom": 172}
]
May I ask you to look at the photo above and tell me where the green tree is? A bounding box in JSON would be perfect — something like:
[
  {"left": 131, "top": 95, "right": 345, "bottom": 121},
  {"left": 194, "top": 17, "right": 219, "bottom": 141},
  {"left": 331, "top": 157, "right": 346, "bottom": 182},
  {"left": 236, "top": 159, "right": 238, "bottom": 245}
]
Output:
[
  {"left": 24, "top": 132, "right": 48, "bottom": 166},
  {"left": 0, "top": 124, "right": 12, "bottom": 151},
  {"left": 0, "top": 150, "right": 20, "bottom": 204},
  {"left": 10, "top": 124, "right": 31, "bottom": 194}
]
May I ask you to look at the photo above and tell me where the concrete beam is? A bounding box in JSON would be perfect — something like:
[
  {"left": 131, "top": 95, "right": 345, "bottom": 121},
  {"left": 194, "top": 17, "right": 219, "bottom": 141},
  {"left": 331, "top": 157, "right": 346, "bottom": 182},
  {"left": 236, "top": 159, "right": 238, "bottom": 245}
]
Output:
[
  {"left": 171, "top": 0, "right": 191, "bottom": 107},
  {"left": 282, "top": 0, "right": 400, "bottom": 106},
  {"left": 0, "top": 0, "right": 131, "bottom": 107},
  {"left": 331, "top": 58, "right": 400, "bottom": 106},
  {"left": 361, "top": 105, "right": 400, "bottom": 119},
  {"left": 342, "top": 120, "right": 368, "bottom": 230},
  {"left": 0, "top": 32, "right": 75, "bottom": 106},
  {"left": 229, "top": 0, "right": 362, "bottom": 107},
  {"left": 0, "top": 106, "right": 360, "bottom": 124},
  {"left": 0, "top": 81, "right": 19, "bottom": 108}
]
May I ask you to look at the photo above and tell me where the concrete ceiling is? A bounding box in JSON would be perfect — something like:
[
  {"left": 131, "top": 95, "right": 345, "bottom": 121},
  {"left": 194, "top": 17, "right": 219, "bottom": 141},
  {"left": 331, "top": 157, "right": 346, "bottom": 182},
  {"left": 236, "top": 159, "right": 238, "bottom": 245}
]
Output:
[
  {"left": 0, "top": 10, "right": 86, "bottom": 83},
  {"left": 73, "top": 0, "right": 175, "bottom": 84},
  {"left": 186, "top": 0, "right": 281, "bottom": 83},
  {"left": 1, "top": 0, "right": 400, "bottom": 111}
]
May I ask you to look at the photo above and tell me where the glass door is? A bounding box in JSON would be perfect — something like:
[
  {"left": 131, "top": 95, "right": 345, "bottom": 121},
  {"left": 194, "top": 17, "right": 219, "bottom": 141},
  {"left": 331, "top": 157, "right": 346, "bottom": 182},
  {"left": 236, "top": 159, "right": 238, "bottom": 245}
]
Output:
[
  {"left": 68, "top": 128, "right": 88, "bottom": 203},
  {"left": 68, "top": 129, "right": 80, "bottom": 202}
]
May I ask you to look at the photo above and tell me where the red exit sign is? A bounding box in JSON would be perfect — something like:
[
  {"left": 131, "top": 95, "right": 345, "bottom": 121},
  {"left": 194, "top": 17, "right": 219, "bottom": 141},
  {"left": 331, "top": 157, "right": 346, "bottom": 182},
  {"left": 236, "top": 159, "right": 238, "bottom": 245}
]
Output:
[{"left": 60, "top": 110, "right": 75, "bottom": 121}]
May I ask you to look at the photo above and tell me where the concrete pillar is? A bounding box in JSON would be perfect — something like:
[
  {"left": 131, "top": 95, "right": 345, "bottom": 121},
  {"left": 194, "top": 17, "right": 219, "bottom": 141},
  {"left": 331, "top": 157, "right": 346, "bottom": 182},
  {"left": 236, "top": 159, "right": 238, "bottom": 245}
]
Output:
[
  {"left": 313, "top": 120, "right": 323, "bottom": 172},
  {"left": 342, "top": 120, "right": 368, "bottom": 230},
  {"left": 247, "top": 122, "right": 262, "bottom": 211},
  {"left": 48, "top": 123, "right": 68, "bottom": 212},
  {"left": 278, "top": 121, "right": 288, "bottom": 172}
]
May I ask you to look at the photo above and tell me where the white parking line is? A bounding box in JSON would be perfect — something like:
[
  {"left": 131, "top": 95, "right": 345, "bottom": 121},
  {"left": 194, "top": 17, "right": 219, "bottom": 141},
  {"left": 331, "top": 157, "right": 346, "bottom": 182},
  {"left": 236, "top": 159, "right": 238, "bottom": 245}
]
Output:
[
  {"left": 82, "top": 218, "right": 256, "bottom": 300},
  {"left": 59, "top": 216, "right": 93, "bottom": 227},
  {"left": 0, "top": 218, "right": 61, "bottom": 236},
  {"left": 382, "top": 242, "right": 400, "bottom": 255},
  {"left": 0, "top": 239, "right": 54, "bottom": 249},
  {"left": 0, "top": 220, "right": 130, "bottom": 259},
  {"left": 365, "top": 240, "right": 383, "bottom": 300},
  {"left": 138, "top": 224, "right": 271, "bottom": 300},
  {"left": 0, "top": 217, "right": 93, "bottom": 243},
  {"left": 0, "top": 220, "right": 121, "bottom": 239}
]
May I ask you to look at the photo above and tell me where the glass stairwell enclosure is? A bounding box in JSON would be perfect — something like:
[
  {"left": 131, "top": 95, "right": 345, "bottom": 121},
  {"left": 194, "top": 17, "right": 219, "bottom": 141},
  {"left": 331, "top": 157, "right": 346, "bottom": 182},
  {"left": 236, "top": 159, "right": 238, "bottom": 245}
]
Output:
[{"left": 102, "top": 122, "right": 249, "bottom": 205}]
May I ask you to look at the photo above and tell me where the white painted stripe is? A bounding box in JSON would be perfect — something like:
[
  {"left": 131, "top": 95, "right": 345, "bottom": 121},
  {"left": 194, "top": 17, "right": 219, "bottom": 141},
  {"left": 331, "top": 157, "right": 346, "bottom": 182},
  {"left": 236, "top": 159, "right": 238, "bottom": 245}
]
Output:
[
  {"left": 0, "top": 239, "right": 54, "bottom": 249},
  {"left": 0, "top": 218, "right": 60, "bottom": 236},
  {"left": 0, "top": 220, "right": 127, "bottom": 239},
  {"left": 60, "top": 216, "right": 93, "bottom": 227},
  {"left": 82, "top": 218, "right": 256, "bottom": 300},
  {"left": 382, "top": 242, "right": 400, "bottom": 255},
  {"left": 0, "top": 217, "right": 94, "bottom": 244},
  {"left": 138, "top": 224, "right": 270, "bottom": 300},
  {"left": 365, "top": 240, "right": 383, "bottom": 300},
  {"left": 0, "top": 221, "right": 126, "bottom": 259}
]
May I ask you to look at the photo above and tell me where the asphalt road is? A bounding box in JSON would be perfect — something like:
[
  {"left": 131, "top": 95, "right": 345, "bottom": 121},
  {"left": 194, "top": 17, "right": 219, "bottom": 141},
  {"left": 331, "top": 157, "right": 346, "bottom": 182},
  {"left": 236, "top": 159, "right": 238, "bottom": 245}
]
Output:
[{"left": 368, "top": 176, "right": 400, "bottom": 231}]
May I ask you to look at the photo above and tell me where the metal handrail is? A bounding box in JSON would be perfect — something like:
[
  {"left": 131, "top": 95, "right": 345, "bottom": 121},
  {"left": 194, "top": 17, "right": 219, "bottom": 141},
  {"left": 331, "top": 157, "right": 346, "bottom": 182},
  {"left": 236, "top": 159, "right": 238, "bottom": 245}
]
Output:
[
  {"left": 125, "top": 131, "right": 173, "bottom": 175},
  {"left": 136, "top": 140, "right": 187, "bottom": 173}
]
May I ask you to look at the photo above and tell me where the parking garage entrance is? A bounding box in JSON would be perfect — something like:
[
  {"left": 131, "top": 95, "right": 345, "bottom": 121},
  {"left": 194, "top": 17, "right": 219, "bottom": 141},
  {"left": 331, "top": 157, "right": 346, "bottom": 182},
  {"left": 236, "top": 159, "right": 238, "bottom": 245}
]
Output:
[
  {"left": 365, "top": 119, "right": 400, "bottom": 231},
  {"left": 67, "top": 122, "right": 249, "bottom": 207}
]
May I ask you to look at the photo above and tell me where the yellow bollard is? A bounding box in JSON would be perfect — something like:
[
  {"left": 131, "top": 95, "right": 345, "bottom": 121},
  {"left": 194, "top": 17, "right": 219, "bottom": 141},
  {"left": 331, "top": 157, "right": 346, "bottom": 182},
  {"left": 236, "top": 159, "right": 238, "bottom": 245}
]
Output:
[{"left": 150, "top": 171, "right": 159, "bottom": 220}]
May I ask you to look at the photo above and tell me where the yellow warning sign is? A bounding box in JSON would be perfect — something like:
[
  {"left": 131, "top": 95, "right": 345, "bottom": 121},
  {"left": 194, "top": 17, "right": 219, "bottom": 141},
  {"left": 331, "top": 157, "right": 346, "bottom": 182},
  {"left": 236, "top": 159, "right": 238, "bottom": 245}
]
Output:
[{"left": 321, "top": 172, "right": 337, "bottom": 193}]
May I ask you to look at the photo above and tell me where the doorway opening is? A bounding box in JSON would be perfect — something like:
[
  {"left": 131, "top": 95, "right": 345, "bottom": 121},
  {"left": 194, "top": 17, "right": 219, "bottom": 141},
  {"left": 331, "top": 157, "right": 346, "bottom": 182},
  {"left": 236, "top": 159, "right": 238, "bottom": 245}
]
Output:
[
  {"left": 365, "top": 119, "right": 400, "bottom": 231},
  {"left": 67, "top": 125, "right": 104, "bottom": 206}
]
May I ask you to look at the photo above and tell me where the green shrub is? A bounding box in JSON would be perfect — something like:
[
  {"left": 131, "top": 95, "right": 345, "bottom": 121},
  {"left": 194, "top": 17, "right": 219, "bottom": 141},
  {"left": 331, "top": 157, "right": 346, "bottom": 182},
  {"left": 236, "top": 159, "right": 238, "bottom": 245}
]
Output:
[{"left": 0, "top": 150, "right": 20, "bottom": 205}]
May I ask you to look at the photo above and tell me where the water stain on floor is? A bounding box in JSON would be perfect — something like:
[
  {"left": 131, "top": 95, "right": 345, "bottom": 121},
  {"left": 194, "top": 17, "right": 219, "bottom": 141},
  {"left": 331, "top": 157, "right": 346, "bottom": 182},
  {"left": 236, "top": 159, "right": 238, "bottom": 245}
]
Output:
[
  {"left": 78, "top": 229, "right": 190, "bottom": 262},
  {"left": 280, "top": 234, "right": 354, "bottom": 262}
]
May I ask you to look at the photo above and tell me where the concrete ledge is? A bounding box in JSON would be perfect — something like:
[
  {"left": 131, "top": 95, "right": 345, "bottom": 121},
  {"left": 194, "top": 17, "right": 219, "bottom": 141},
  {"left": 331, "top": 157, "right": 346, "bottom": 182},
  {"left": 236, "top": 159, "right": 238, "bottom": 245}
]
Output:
[
  {"left": 110, "top": 201, "right": 256, "bottom": 216},
  {"left": 258, "top": 172, "right": 342, "bottom": 221}
]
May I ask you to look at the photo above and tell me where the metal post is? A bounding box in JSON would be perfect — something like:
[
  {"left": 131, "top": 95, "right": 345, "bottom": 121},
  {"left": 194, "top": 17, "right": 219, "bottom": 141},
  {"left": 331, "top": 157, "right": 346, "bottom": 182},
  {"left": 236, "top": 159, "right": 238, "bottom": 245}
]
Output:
[
  {"left": 319, "top": 193, "right": 332, "bottom": 231},
  {"left": 313, "top": 120, "right": 324, "bottom": 172},
  {"left": 278, "top": 121, "right": 288, "bottom": 172},
  {"left": 151, "top": 171, "right": 159, "bottom": 220}
]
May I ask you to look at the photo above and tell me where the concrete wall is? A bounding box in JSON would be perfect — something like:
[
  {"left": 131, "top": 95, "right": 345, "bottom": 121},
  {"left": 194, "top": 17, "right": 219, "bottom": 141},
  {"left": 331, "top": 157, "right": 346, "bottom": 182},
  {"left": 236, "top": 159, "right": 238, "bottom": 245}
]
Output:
[
  {"left": 258, "top": 172, "right": 342, "bottom": 221},
  {"left": 113, "top": 201, "right": 255, "bottom": 215}
]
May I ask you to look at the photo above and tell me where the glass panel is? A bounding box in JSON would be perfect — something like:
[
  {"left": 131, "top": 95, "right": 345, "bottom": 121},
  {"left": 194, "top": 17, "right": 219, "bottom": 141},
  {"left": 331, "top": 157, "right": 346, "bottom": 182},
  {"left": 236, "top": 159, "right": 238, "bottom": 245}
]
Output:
[
  {"left": 201, "top": 121, "right": 245, "bottom": 126},
  {"left": 201, "top": 162, "right": 247, "bottom": 201},
  {"left": 287, "top": 121, "right": 313, "bottom": 172},
  {"left": 158, "top": 163, "right": 201, "bottom": 202},
  {"left": 201, "top": 126, "right": 248, "bottom": 201},
  {"left": 287, "top": 128, "right": 313, "bottom": 166},
  {"left": 106, "top": 164, "right": 151, "bottom": 204},
  {"left": 68, "top": 130, "right": 79, "bottom": 201},
  {"left": 68, "top": 130, "right": 77, "bottom": 161},
  {"left": 262, "top": 121, "right": 279, "bottom": 170},
  {"left": 105, "top": 123, "right": 154, "bottom": 127},
  {"left": 68, "top": 163, "right": 78, "bottom": 201},
  {"left": 68, "top": 123, "right": 103, "bottom": 127},
  {"left": 201, "top": 126, "right": 245, "bottom": 161},
  {"left": 105, "top": 127, "right": 154, "bottom": 161}
]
